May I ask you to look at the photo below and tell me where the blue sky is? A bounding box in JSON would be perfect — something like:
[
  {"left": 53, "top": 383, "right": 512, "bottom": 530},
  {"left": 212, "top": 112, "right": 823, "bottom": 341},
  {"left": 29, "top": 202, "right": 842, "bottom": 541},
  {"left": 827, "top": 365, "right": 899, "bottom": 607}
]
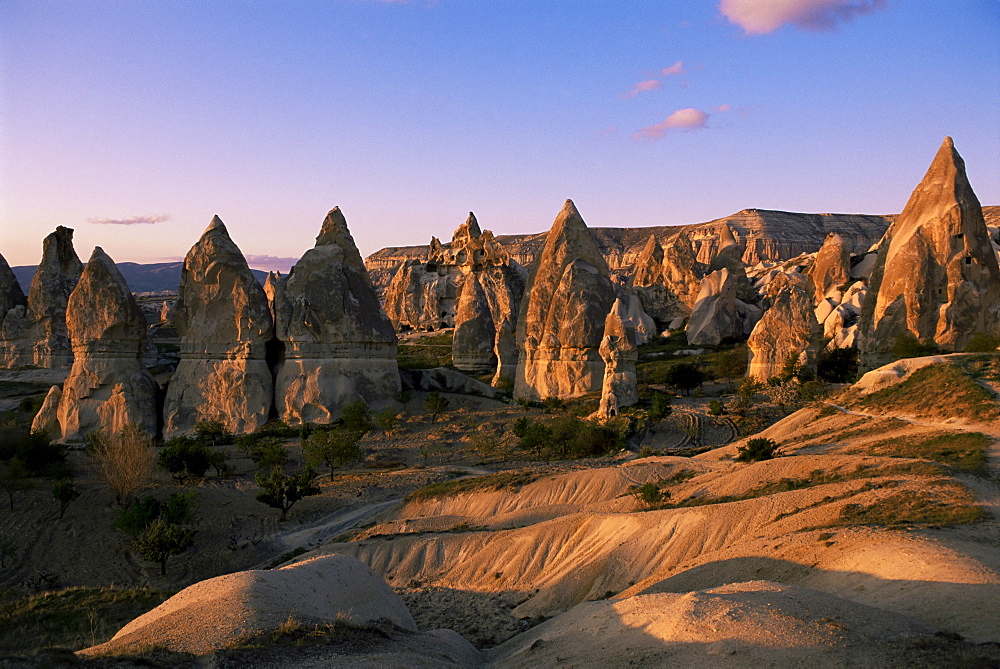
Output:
[{"left": 1, "top": 0, "right": 997, "bottom": 272}]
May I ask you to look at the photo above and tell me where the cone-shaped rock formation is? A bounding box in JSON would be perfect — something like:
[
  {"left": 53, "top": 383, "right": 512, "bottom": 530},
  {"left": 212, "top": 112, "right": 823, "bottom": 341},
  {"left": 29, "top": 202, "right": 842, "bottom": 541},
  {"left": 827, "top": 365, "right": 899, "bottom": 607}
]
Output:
[
  {"left": 858, "top": 138, "right": 1000, "bottom": 368},
  {"left": 0, "top": 227, "right": 83, "bottom": 368},
  {"left": 54, "top": 248, "right": 157, "bottom": 442},
  {"left": 452, "top": 273, "right": 497, "bottom": 373},
  {"left": 271, "top": 207, "right": 400, "bottom": 425},
  {"left": 595, "top": 298, "right": 639, "bottom": 419},
  {"left": 514, "top": 200, "right": 617, "bottom": 400},
  {"left": 162, "top": 217, "right": 274, "bottom": 436},
  {"left": 810, "top": 233, "right": 851, "bottom": 303}
]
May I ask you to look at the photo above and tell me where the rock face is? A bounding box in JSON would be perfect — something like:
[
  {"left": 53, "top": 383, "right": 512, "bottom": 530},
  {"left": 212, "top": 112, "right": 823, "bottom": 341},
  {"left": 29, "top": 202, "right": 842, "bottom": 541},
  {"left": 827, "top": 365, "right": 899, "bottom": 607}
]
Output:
[
  {"left": 859, "top": 138, "right": 1000, "bottom": 369},
  {"left": 685, "top": 269, "right": 761, "bottom": 346},
  {"left": 491, "top": 317, "right": 519, "bottom": 388},
  {"left": 595, "top": 298, "right": 639, "bottom": 419},
  {"left": 747, "top": 273, "right": 821, "bottom": 382},
  {"left": 162, "top": 217, "right": 274, "bottom": 436},
  {"left": 0, "top": 227, "right": 83, "bottom": 368},
  {"left": 53, "top": 248, "right": 158, "bottom": 443},
  {"left": 514, "top": 200, "right": 618, "bottom": 400},
  {"left": 271, "top": 208, "right": 400, "bottom": 425},
  {"left": 630, "top": 234, "right": 705, "bottom": 326},
  {"left": 810, "top": 233, "right": 851, "bottom": 303},
  {"left": 452, "top": 272, "right": 497, "bottom": 373}
]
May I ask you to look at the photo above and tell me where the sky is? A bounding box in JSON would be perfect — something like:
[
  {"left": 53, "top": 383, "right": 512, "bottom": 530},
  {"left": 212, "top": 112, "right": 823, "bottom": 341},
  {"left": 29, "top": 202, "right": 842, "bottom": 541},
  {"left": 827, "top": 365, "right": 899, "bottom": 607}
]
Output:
[{"left": 1, "top": 0, "right": 998, "bottom": 273}]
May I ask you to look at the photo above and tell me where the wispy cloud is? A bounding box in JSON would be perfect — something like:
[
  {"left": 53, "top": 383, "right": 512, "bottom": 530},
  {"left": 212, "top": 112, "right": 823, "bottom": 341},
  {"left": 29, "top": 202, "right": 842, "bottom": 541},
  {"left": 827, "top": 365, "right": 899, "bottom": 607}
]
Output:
[
  {"left": 244, "top": 254, "right": 299, "bottom": 273},
  {"left": 620, "top": 79, "right": 663, "bottom": 99},
  {"left": 620, "top": 61, "right": 686, "bottom": 99},
  {"left": 633, "top": 108, "right": 712, "bottom": 141},
  {"left": 719, "top": 0, "right": 886, "bottom": 34},
  {"left": 661, "top": 61, "right": 685, "bottom": 77},
  {"left": 88, "top": 214, "right": 171, "bottom": 226}
]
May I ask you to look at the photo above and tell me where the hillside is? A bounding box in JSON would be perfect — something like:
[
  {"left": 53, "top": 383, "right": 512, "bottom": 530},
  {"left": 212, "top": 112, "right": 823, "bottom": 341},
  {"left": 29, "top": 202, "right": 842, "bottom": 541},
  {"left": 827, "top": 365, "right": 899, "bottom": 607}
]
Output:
[{"left": 10, "top": 261, "right": 269, "bottom": 295}]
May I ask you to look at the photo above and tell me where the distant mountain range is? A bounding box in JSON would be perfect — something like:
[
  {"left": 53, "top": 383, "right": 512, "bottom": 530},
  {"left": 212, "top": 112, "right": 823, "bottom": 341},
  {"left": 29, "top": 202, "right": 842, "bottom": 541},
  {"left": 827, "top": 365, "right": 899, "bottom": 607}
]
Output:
[{"left": 11, "top": 261, "right": 269, "bottom": 295}]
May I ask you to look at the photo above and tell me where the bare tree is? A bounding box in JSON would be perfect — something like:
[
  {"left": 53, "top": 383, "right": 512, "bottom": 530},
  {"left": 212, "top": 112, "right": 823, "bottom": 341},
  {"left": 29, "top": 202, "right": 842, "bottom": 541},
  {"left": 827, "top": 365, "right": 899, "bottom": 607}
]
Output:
[{"left": 89, "top": 425, "right": 155, "bottom": 507}]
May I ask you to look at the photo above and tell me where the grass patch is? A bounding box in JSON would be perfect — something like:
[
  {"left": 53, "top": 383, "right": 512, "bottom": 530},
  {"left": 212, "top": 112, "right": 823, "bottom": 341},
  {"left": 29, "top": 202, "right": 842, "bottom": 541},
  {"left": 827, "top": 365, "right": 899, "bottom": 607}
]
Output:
[
  {"left": 855, "top": 431, "right": 991, "bottom": 475},
  {"left": 855, "top": 363, "right": 999, "bottom": 422},
  {"left": 0, "top": 586, "right": 172, "bottom": 655},
  {"left": 405, "top": 470, "right": 542, "bottom": 502},
  {"left": 837, "top": 481, "right": 987, "bottom": 528},
  {"left": 397, "top": 331, "right": 454, "bottom": 370}
]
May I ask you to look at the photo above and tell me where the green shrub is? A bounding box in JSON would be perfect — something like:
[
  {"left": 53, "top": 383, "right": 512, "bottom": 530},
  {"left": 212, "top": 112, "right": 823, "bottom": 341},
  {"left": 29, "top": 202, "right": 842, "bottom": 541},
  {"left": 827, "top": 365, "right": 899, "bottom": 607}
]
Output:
[
  {"left": 964, "top": 332, "right": 1000, "bottom": 353},
  {"left": 648, "top": 393, "right": 673, "bottom": 422},
  {"left": 634, "top": 482, "right": 664, "bottom": 505},
  {"left": 817, "top": 347, "right": 859, "bottom": 383},
  {"left": 891, "top": 332, "right": 940, "bottom": 359},
  {"left": 373, "top": 407, "right": 399, "bottom": 435},
  {"left": 0, "top": 428, "right": 68, "bottom": 478},
  {"left": 340, "top": 401, "right": 373, "bottom": 433},
  {"left": 113, "top": 490, "right": 197, "bottom": 535},
  {"left": 157, "top": 436, "right": 211, "bottom": 483},
  {"left": 52, "top": 478, "right": 81, "bottom": 519},
  {"left": 708, "top": 399, "right": 725, "bottom": 416},
  {"left": 193, "top": 420, "right": 232, "bottom": 446},
  {"left": 512, "top": 416, "right": 533, "bottom": 439},
  {"left": 425, "top": 392, "right": 450, "bottom": 420},
  {"left": 303, "top": 428, "right": 364, "bottom": 480},
  {"left": 134, "top": 518, "right": 195, "bottom": 575},
  {"left": 542, "top": 396, "right": 565, "bottom": 413},
  {"left": 664, "top": 362, "right": 706, "bottom": 395},
  {"left": 735, "top": 437, "right": 780, "bottom": 462},
  {"left": 255, "top": 467, "right": 320, "bottom": 520}
]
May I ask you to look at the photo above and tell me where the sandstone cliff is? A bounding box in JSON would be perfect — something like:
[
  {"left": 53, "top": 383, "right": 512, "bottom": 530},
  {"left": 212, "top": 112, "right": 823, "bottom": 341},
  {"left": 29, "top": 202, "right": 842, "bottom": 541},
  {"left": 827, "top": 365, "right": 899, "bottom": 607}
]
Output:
[
  {"left": 272, "top": 207, "right": 400, "bottom": 425},
  {"left": 858, "top": 137, "right": 1000, "bottom": 369},
  {"left": 595, "top": 298, "right": 639, "bottom": 419},
  {"left": 514, "top": 200, "right": 617, "bottom": 400},
  {"left": 162, "top": 217, "right": 275, "bottom": 436},
  {"left": 747, "top": 273, "right": 821, "bottom": 382}
]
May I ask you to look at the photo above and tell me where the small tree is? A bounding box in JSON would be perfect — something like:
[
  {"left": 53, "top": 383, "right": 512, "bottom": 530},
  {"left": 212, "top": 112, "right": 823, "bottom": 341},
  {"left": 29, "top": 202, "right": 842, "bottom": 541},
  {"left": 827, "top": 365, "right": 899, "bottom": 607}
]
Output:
[
  {"left": 134, "top": 518, "right": 195, "bottom": 576},
  {"left": 340, "top": 401, "right": 373, "bottom": 433},
  {"left": 0, "top": 534, "right": 17, "bottom": 568},
  {"left": 0, "top": 458, "right": 33, "bottom": 512},
  {"left": 373, "top": 408, "right": 399, "bottom": 436},
  {"left": 728, "top": 378, "right": 764, "bottom": 419},
  {"left": 665, "top": 363, "right": 706, "bottom": 396},
  {"left": 425, "top": 392, "right": 450, "bottom": 421},
  {"left": 88, "top": 425, "right": 155, "bottom": 508},
  {"left": 891, "top": 332, "right": 940, "bottom": 360},
  {"left": 735, "top": 437, "right": 780, "bottom": 463},
  {"left": 708, "top": 399, "right": 725, "bottom": 416},
  {"left": 303, "top": 428, "right": 364, "bottom": 480},
  {"left": 634, "top": 482, "right": 664, "bottom": 506},
  {"left": 158, "top": 436, "right": 211, "bottom": 483},
  {"left": 193, "top": 420, "right": 232, "bottom": 447},
  {"left": 255, "top": 467, "right": 320, "bottom": 521},
  {"left": 816, "top": 348, "right": 859, "bottom": 383},
  {"left": 648, "top": 393, "right": 673, "bottom": 422},
  {"left": 52, "top": 478, "right": 81, "bottom": 519}
]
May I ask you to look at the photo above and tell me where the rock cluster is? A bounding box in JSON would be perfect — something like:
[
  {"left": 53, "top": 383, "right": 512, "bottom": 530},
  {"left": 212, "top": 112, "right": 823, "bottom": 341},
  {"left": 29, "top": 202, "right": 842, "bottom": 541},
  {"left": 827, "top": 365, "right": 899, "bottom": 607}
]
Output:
[
  {"left": 0, "top": 227, "right": 83, "bottom": 368},
  {"left": 747, "top": 273, "right": 821, "bottom": 382},
  {"left": 162, "top": 217, "right": 275, "bottom": 436},
  {"left": 685, "top": 269, "right": 761, "bottom": 346},
  {"left": 514, "top": 200, "right": 618, "bottom": 400},
  {"left": 383, "top": 212, "right": 527, "bottom": 374},
  {"left": 40, "top": 248, "right": 158, "bottom": 443},
  {"left": 630, "top": 234, "right": 705, "bottom": 327},
  {"left": 271, "top": 208, "right": 400, "bottom": 425},
  {"left": 858, "top": 137, "right": 1000, "bottom": 368}
]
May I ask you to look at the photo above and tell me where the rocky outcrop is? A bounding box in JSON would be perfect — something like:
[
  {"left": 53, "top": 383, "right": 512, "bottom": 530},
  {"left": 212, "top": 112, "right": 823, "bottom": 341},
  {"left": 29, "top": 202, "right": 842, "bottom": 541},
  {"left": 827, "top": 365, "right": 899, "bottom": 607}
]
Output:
[
  {"left": 271, "top": 208, "right": 400, "bottom": 425},
  {"left": 491, "top": 317, "right": 518, "bottom": 389},
  {"left": 514, "top": 200, "right": 617, "bottom": 400},
  {"left": 162, "top": 217, "right": 274, "bottom": 436},
  {"left": 382, "top": 213, "right": 527, "bottom": 341},
  {"left": 0, "top": 253, "right": 26, "bottom": 317},
  {"left": 747, "top": 273, "right": 821, "bottom": 382},
  {"left": 630, "top": 234, "right": 704, "bottom": 326},
  {"left": 53, "top": 248, "right": 158, "bottom": 443},
  {"left": 0, "top": 227, "right": 83, "bottom": 368},
  {"left": 810, "top": 233, "right": 851, "bottom": 303},
  {"left": 859, "top": 138, "right": 1000, "bottom": 369},
  {"left": 685, "top": 269, "right": 761, "bottom": 346},
  {"left": 595, "top": 298, "right": 639, "bottom": 419},
  {"left": 452, "top": 273, "right": 497, "bottom": 373}
]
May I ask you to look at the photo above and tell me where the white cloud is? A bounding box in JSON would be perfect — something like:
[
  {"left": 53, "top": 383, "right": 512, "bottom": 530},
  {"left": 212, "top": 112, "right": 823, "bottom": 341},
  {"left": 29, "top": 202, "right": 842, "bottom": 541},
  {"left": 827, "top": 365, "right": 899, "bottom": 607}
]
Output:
[
  {"left": 88, "top": 214, "right": 171, "bottom": 226},
  {"left": 719, "top": 0, "right": 886, "bottom": 34},
  {"left": 633, "top": 108, "right": 710, "bottom": 141}
]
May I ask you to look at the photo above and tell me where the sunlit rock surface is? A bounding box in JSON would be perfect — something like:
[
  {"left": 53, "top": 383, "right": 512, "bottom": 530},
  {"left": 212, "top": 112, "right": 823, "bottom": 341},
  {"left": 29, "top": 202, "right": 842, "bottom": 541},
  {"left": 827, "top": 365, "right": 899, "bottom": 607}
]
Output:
[
  {"left": 514, "top": 200, "right": 617, "bottom": 400},
  {"left": 162, "top": 216, "right": 274, "bottom": 436},
  {"left": 595, "top": 297, "right": 639, "bottom": 419},
  {"left": 54, "top": 247, "right": 157, "bottom": 443},
  {"left": 272, "top": 207, "right": 400, "bottom": 425},
  {"left": 858, "top": 137, "right": 1000, "bottom": 369},
  {"left": 747, "top": 273, "right": 821, "bottom": 382}
]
